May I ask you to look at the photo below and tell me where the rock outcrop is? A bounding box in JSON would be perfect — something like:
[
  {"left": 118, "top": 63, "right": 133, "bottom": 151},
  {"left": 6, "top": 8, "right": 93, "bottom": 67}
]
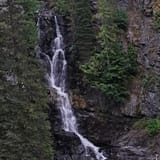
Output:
[
  {"left": 121, "top": 0, "right": 160, "bottom": 117},
  {"left": 38, "top": 1, "right": 160, "bottom": 160},
  {"left": 115, "top": 129, "right": 160, "bottom": 160}
]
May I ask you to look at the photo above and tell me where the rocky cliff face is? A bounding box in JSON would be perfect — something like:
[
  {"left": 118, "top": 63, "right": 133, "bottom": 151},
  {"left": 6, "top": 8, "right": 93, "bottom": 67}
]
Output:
[
  {"left": 114, "top": 1, "right": 160, "bottom": 159},
  {"left": 37, "top": 0, "right": 160, "bottom": 160},
  {"left": 121, "top": 0, "right": 160, "bottom": 117},
  {"left": 67, "top": 0, "right": 160, "bottom": 118}
]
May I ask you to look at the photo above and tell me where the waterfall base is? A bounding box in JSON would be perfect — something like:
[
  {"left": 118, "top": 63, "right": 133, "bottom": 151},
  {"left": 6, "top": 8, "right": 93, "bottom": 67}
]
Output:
[{"left": 49, "top": 101, "right": 136, "bottom": 160}]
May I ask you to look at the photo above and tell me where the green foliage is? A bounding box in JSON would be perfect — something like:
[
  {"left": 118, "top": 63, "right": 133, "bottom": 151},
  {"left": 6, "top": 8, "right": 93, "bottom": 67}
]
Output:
[
  {"left": 54, "top": 0, "right": 94, "bottom": 62},
  {"left": 81, "top": 44, "right": 137, "bottom": 103},
  {"left": 81, "top": 0, "right": 137, "bottom": 103},
  {"left": 15, "top": 0, "right": 39, "bottom": 11},
  {"left": 111, "top": 9, "right": 128, "bottom": 30},
  {"left": 134, "top": 118, "right": 148, "bottom": 129},
  {"left": 55, "top": 0, "right": 72, "bottom": 14},
  {"left": 76, "top": 0, "right": 94, "bottom": 58},
  {"left": 142, "top": 71, "right": 160, "bottom": 94},
  {"left": 147, "top": 119, "right": 160, "bottom": 135},
  {"left": 142, "top": 71, "right": 155, "bottom": 90},
  {"left": 134, "top": 118, "right": 160, "bottom": 136},
  {"left": 16, "top": 0, "right": 39, "bottom": 48},
  {"left": 0, "top": 1, "right": 53, "bottom": 159},
  {"left": 153, "top": 5, "right": 160, "bottom": 31}
]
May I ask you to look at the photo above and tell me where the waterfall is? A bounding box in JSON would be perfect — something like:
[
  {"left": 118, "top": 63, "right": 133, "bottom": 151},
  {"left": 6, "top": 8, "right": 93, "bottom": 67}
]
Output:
[{"left": 38, "top": 15, "right": 107, "bottom": 160}]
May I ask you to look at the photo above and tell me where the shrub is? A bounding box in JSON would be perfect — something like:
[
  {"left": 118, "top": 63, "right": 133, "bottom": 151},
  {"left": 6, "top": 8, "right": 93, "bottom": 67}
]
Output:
[
  {"left": 134, "top": 118, "right": 160, "bottom": 136},
  {"left": 81, "top": 0, "right": 137, "bottom": 104}
]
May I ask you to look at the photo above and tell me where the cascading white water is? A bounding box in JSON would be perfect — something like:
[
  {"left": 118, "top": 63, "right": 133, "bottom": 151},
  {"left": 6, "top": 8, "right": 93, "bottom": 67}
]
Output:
[{"left": 44, "top": 16, "right": 107, "bottom": 160}]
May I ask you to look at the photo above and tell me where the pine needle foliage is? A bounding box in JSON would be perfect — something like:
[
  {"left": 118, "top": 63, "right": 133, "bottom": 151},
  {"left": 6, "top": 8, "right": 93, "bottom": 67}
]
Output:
[
  {"left": 73, "top": 0, "right": 95, "bottom": 62},
  {"left": 81, "top": 0, "right": 137, "bottom": 104},
  {"left": 0, "top": 0, "right": 53, "bottom": 159},
  {"left": 55, "top": 0, "right": 95, "bottom": 62}
]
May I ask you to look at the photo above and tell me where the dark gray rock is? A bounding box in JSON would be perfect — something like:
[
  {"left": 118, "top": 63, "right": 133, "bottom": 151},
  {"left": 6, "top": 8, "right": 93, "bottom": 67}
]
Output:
[
  {"left": 121, "top": 0, "right": 160, "bottom": 117},
  {"left": 37, "top": 1, "right": 160, "bottom": 160},
  {"left": 115, "top": 130, "right": 160, "bottom": 160}
]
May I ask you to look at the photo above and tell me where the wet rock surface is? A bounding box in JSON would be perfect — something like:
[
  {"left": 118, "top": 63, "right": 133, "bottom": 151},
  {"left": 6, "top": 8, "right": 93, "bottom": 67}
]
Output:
[
  {"left": 50, "top": 99, "right": 133, "bottom": 160},
  {"left": 38, "top": 1, "right": 160, "bottom": 160}
]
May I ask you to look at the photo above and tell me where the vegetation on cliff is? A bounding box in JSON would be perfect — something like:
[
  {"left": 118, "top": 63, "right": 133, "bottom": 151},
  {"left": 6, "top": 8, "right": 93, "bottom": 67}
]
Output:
[
  {"left": 56, "top": 0, "right": 95, "bottom": 62},
  {"left": 0, "top": 0, "right": 53, "bottom": 159},
  {"left": 153, "top": 0, "right": 160, "bottom": 30},
  {"left": 81, "top": 0, "right": 137, "bottom": 103},
  {"left": 55, "top": 0, "right": 137, "bottom": 104},
  {"left": 1, "top": 0, "right": 160, "bottom": 159},
  {"left": 134, "top": 118, "right": 160, "bottom": 136}
]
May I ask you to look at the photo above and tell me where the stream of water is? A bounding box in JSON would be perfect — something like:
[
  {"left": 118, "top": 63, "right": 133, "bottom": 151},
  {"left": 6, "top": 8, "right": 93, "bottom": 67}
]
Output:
[{"left": 39, "top": 15, "right": 107, "bottom": 160}]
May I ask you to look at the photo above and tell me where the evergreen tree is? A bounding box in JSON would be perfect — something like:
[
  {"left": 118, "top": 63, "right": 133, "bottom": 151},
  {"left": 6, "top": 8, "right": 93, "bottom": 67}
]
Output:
[
  {"left": 74, "top": 0, "right": 95, "bottom": 62},
  {"left": 55, "top": 0, "right": 94, "bottom": 62},
  {"left": 81, "top": 0, "right": 137, "bottom": 104},
  {"left": 0, "top": 0, "right": 53, "bottom": 159}
]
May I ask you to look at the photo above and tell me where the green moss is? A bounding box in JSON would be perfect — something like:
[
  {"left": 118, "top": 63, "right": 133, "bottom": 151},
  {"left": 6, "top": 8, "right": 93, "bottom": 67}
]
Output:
[
  {"left": 134, "top": 118, "right": 160, "bottom": 136},
  {"left": 134, "top": 118, "right": 148, "bottom": 129},
  {"left": 147, "top": 119, "right": 160, "bottom": 135}
]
